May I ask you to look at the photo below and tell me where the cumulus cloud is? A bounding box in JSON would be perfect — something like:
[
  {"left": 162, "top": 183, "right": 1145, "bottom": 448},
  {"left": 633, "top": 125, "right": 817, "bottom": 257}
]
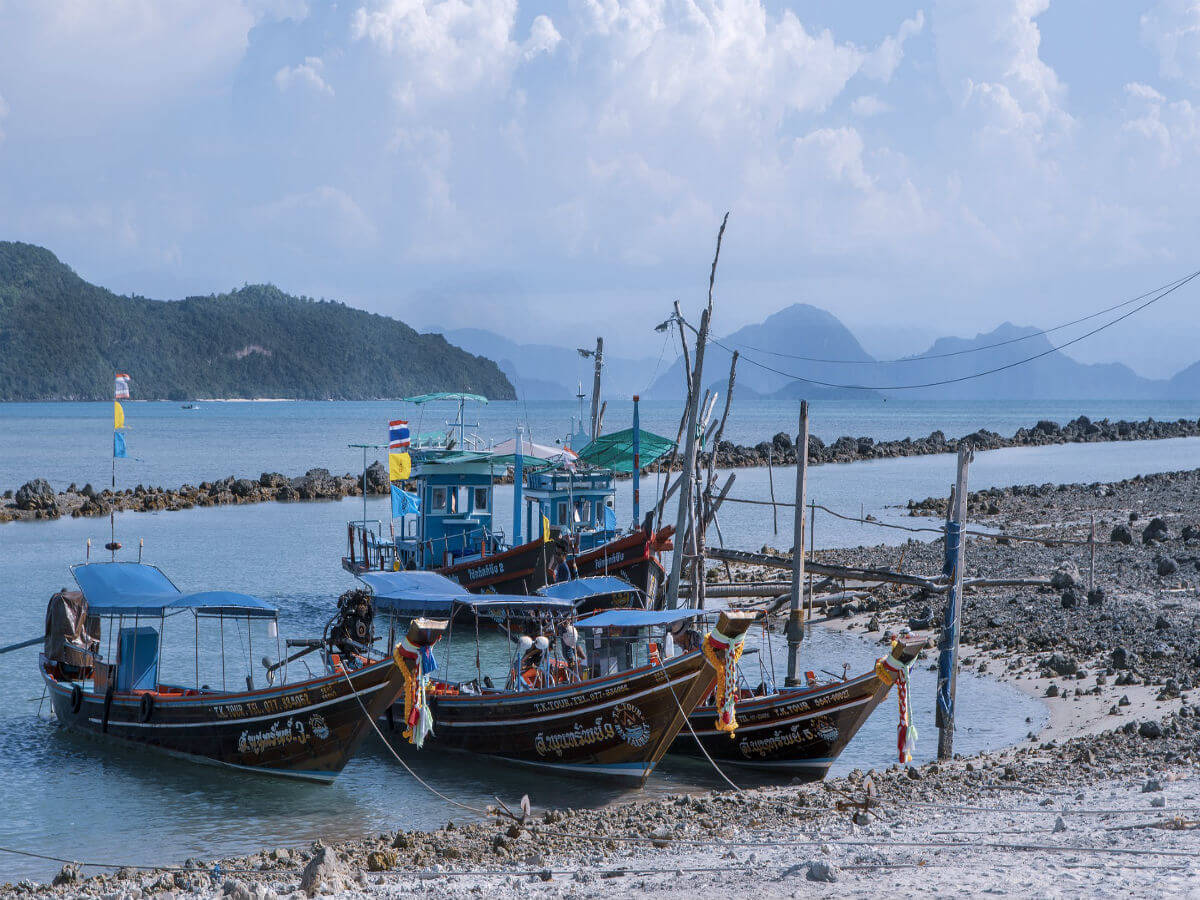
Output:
[
  {"left": 1141, "top": 0, "right": 1200, "bottom": 86},
  {"left": 523, "top": 13, "right": 561, "bottom": 59},
  {"left": 275, "top": 56, "right": 334, "bottom": 95},
  {"left": 861, "top": 11, "right": 925, "bottom": 82},
  {"left": 850, "top": 94, "right": 890, "bottom": 117}
]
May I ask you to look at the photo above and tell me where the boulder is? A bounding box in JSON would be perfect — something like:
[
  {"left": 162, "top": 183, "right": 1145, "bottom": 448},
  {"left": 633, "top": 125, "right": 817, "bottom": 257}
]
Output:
[
  {"left": 805, "top": 860, "right": 839, "bottom": 883},
  {"left": 1142, "top": 517, "right": 1171, "bottom": 544},
  {"left": 258, "top": 472, "right": 289, "bottom": 489},
  {"left": 300, "top": 846, "right": 344, "bottom": 897},
  {"left": 1111, "top": 646, "right": 1135, "bottom": 669},
  {"left": 15, "top": 478, "right": 58, "bottom": 513},
  {"left": 1060, "top": 590, "right": 1078, "bottom": 609},
  {"left": 1138, "top": 720, "right": 1163, "bottom": 739},
  {"left": 365, "top": 849, "right": 397, "bottom": 871},
  {"left": 231, "top": 478, "right": 259, "bottom": 499},
  {"left": 1050, "top": 564, "right": 1080, "bottom": 590},
  {"left": 1046, "top": 653, "right": 1078, "bottom": 676},
  {"left": 365, "top": 460, "right": 389, "bottom": 494},
  {"left": 1086, "top": 588, "right": 1105, "bottom": 606},
  {"left": 292, "top": 468, "right": 338, "bottom": 500},
  {"left": 1109, "top": 524, "right": 1133, "bottom": 545},
  {"left": 1156, "top": 556, "right": 1179, "bottom": 577}
]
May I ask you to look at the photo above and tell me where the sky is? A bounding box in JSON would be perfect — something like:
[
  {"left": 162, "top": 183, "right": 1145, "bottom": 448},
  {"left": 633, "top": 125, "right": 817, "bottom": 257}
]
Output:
[{"left": 1, "top": 1, "right": 1199, "bottom": 377}]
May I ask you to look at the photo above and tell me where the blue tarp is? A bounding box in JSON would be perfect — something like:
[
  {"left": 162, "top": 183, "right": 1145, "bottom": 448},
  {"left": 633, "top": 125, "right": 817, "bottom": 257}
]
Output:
[
  {"left": 537, "top": 576, "right": 642, "bottom": 603},
  {"left": 71, "top": 562, "right": 278, "bottom": 619},
  {"left": 358, "top": 571, "right": 470, "bottom": 615},
  {"left": 574, "top": 608, "right": 705, "bottom": 629}
]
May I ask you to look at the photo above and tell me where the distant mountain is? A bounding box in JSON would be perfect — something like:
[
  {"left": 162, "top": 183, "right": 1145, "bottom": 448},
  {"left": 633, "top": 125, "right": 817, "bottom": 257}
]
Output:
[
  {"left": 648, "top": 303, "right": 881, "bottom": 401},
  {"left": 0, "top": 242, "right": 515, "bottom": 401},
  {"left": 438, "top": 328, "right": 660, "bottom": 402},
  {"left": 871, "top": 323, "right": 1162, "bottom": 399}
]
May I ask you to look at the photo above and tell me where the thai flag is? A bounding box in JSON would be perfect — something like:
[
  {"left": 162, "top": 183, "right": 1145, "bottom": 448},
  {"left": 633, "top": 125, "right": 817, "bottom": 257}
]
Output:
[
  {"left": 114, "top": 373, "right": 131, "bottom": 399},
  {"left": 388, "top": 419, "right": 410, "bottom": 450}
]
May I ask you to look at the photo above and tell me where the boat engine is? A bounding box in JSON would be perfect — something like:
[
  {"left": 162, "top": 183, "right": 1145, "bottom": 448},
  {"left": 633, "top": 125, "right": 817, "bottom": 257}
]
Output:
[{"left": 328, "top": 588, "right": 375, "bottom": 659}]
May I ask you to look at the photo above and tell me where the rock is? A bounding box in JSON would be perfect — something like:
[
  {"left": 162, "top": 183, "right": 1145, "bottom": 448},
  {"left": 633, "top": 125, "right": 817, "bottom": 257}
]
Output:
[
  {"left": 805, "top": 860, "right": 839, "bottom": 883},
  {"left": 1111, "top": 647, "right": 1134, "bottom": 669},
  {"left": 1053, "top": 816, "right": 1066, "bottom": 833},
  {"left": 1142, "top": 517, "right": 1171, "bottom": 544},
  {"left": 364, "top": 460, "right": 389, "bottom": 494},
  {"left": 1138, "top": 720, "right": 1163, "bottom": 739},
  {"left": 269, "top": 847, "right": 291, "bottom": 862},
  {"left": 1110, "top": 524, "right": 1133, "bottom": 545},
  {"left": 300, "top": 846, "right": 344, "bottom": 897},
  {"left": 1142, "top": 778, "right": 1163, "bottom": 792},
  {"left": 14, "top": 478, "right": 58, "bottom": 513},
  {"left": 392, "top": 833, "right": 412, "bottom": 849},
  {"left": 906, "top": 766, "right": 921, "bottom": 780},
  {"left": 292, "top": 468, "right": 339, "bottom": 500},
  {"left": 1151, "top": 796, "right": 1166, "bottom": 808},
  {"left": 1182, "top": 524, "right": 1199, "bottom": 542},
  {"left": 866, "top": 615, "right": 880, "bottom": 633},
  {"left": 366, "top": 849, "right": 397, "bottom": 872},
  {"left": 258, "top": 472, "right": 289, "bottom": 489},
  {"left": 1050, "top": 564, "right": 1080, "bottom": 590},
  {"left": 908, "top": 605, "right": 933, "bottom": 631},
  {"left": 1060, "top": 590, "right": 1078, "bottom": 609},
  {"left": 52, "top": 864, "right": 81, "bottom": 886},
  {"left": 231, "top": 478, "right": 259, "bottom": 498},
  {"left": 650, "top": 826, "right": 672, "bottom": 848},
  {"left": 1086, "top": 588, "right": 1105, "bottom": 606},
  {"left": 1045, "top": 683, "right": 1059, "bottom": 697},
  {"left": 1157, "top": 556, "right": 1179, "bottom": 577},
  {"left": 1155, "top": 615, "right": 1171, "bottom": 631},
  {"left": 1046, "top": 653, "right": 1078, "bottom": 676},
  {"left": 1119, "top": 695, "right": 1131, "bottom": 706}
]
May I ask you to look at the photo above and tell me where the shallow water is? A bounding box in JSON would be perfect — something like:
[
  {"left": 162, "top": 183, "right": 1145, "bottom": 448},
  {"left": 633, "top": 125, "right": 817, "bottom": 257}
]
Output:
[{"left": 6, "top": 399, "right": 1200, "bottom": 881}]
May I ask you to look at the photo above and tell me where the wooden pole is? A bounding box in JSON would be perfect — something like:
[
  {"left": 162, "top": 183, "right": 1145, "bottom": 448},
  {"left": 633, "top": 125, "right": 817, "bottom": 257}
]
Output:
[
  {"left": 666, "top": 308, "right": 710, "bottom": 609},
  {"left": 785, "top": 401, "right": 809, "bottom": 686},
  {"left": 589, "top": 337, "right": 603, "bottom": 441},
  {"left": 936, "top": 443, "right": 973, "bottom": 760},
  {"left": 767, "top": 445, "right": 778, "bottom": 534},
  {"left": 1089, "top": 513, "right": 1096, "bottom": 593}
]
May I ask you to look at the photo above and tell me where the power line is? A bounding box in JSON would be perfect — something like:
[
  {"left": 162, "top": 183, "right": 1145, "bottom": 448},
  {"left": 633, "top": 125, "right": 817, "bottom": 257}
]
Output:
[
  {"left": 717, "top": 271, "right": 1195, "bottom": 365},
  {"left": 704, "top": 271, "right": 1199, "bottom": 392}
]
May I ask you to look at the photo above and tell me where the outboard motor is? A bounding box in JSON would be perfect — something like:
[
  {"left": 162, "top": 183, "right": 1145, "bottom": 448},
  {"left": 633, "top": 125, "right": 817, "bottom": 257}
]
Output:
[{"left": 328, "top": 588, "right": 375, "bottom": 660}]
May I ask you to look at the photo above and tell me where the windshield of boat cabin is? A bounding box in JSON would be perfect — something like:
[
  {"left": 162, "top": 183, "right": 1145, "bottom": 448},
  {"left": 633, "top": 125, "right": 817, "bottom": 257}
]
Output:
[{"left": 587, "top": 627, "right": 650, "bottom": 678}]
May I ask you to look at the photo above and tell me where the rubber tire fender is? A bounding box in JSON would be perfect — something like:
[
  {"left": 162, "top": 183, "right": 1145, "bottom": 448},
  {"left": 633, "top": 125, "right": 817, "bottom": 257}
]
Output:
[
  {"left": 69, "top": 684, "right": 83, "bottom": 714},
  {"left": 138, "top": 692, "right": 154, "bottom": 723}
]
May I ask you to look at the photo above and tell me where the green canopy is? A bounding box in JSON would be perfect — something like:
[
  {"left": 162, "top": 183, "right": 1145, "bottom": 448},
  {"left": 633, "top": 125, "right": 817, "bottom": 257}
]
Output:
[
  {"left": 403, "top": 392, "right": 489, "bottom": 405},
  {"left": 575, "top": 427, "right": 675, "bottom": 473}
]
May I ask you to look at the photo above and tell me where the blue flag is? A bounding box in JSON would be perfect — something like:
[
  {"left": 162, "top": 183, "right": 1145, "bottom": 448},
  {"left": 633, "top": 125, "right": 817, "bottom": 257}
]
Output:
[
  {"left": 391, "top": 484, "right": 420, "bottom": 518},
  {"left": 603, "top": 504, "right": 617, "bottom": 531},
  {"left": 113, "top": 431, "right": 127, "bottom": 459}
]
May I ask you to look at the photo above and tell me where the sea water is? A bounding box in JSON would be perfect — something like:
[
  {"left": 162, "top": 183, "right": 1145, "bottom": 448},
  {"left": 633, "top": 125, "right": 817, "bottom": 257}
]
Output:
[{"left": 2, "top": 398, "right": 1200, "bottom": 880}]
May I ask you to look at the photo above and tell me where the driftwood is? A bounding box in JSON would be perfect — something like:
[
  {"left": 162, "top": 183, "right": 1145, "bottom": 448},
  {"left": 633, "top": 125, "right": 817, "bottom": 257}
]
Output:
[{"left": 704, "top": 546, "right": 1051, "bottom": 595}]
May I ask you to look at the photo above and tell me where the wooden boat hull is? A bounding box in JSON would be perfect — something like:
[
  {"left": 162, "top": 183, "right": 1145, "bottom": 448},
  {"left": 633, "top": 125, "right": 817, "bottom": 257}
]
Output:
[
  {"left": 401, "top": 651, "right": 709, "bottom": 780},
  {"left": 572, "top": 529, "right": 667, "bottom": 602},
  {"left": 437, "top": 538, "right": 551, "bottom": 595},
  {"left": 673, "top": 638, "right": 927, "bottom": 777},
  {"left": 673, "top": 670, "right": 889, "bottom": 777},
  {"left": 43, "top": 656, "right": 404, "bottom": 782}
]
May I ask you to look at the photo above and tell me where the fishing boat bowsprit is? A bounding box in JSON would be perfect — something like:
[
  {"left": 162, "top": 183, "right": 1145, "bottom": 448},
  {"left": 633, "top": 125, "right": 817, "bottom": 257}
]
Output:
[
  {"left": 41, "top": 562, "right": 406, "bottom": 782},
  {"left": 388, "top": 600, "right": 756, "bottom": 780}
]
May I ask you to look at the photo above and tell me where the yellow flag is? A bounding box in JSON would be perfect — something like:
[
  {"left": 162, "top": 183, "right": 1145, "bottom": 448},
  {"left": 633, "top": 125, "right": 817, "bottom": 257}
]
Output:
[
  {"left": 113, "top": 401, "right": 125, "bottom": 429},
  {"left": 389, "top": 452, "right": 411, "bottom": 481},
  {"left": 542, "top": 514, "right": 551, "bottom": 542}
]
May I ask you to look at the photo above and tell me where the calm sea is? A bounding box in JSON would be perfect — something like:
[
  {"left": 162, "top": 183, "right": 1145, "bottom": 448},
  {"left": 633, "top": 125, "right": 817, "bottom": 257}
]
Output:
[{"left": 2, "top": 396, "right": 1199, "bottom": 881}]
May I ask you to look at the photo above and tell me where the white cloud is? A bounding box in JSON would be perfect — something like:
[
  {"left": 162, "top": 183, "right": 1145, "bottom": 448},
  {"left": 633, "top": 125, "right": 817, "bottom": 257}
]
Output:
[
  {"left": 275, "top": 56, "right": 334, "bottom": 95},
  {"left": 250, "top": 186, "right": 378, "bottom": 250},
  {"left": 861, "top": 10, "right": 925, "bottom": 82},
  {"left": 850, "top": 94, "right": 889, "bottom": 117},
  {"left": 523, "top": 14, "right": 561, "bottom": 59},
  {"left": 1141, "top": 0, "right": 1200, "bottom": 86}
]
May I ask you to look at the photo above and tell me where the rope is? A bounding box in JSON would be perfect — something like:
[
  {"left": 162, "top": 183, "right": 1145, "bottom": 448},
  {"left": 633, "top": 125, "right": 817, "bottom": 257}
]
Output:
[
  {"left": 336, "top": 665, "right": 507, "bottom": 821},
  {"left": 652, "top": 653, "right": 742, "bottom": 792}
]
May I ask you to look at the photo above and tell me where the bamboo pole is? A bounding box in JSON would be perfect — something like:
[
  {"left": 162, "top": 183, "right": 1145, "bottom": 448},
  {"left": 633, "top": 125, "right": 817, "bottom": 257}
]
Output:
[{"left": 785, "top": 401, "right": 809, "bottom": 687}]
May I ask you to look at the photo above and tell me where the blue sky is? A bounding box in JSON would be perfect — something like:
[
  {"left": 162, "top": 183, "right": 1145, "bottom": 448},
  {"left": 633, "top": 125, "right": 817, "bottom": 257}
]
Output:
[{"left": 1, "top": 1, "right": 1199, "bottom": 376}]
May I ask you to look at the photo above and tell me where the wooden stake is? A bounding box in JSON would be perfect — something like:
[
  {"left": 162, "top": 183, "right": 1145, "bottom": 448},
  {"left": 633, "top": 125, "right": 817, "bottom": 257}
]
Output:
[
  {"left": 937, "top": 443, "right": 973, "bottom": 760},
  {"left": 785, "top": 401, "right": 809, "bottom": 687},
  {"left": 1089, "top": 513, "right": 1096, "bottom": 593},
  {"left": 767, "top": 445, "right": 778, "bottom": 534}
]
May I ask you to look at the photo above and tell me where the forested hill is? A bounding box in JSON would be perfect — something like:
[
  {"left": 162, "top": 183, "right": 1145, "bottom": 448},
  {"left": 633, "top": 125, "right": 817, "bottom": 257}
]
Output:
[{"left": 0, "top": 242, "right": 515, "bottom": 401}]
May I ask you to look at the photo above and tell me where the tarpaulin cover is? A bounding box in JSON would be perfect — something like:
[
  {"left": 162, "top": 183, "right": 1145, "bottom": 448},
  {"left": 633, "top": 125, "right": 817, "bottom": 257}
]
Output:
[
  {"left": 43, "top": 590, "right": 99, "bottom": 668},
  {"left": 574, "top": 608, "right": 705, "bottom": 629},
  {"left": 537, "top": 576, "right": 642, "bottom": 603},
  {"left": 574, "top": 428, "right": 675, "bottom": 473},
  {"left": 358, "top": 571, "right": 471, "bottom": 614},
  {"left": 71, "top": 562, "right": 278, "bottom": 618}
]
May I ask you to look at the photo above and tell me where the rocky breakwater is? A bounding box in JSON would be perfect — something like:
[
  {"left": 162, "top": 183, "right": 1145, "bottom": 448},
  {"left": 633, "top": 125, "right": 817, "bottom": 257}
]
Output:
[
  {"left": 688, "top": 414, "right": 1200, "bottom": 471},
  {"left": 0, "top": 462, "right": 390, "bottom": 523}
]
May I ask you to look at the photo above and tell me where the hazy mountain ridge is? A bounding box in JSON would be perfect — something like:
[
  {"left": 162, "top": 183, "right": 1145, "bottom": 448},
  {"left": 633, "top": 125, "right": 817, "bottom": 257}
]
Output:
[{"left": 0, "top": 243, "right": 515, "bottom": 401}]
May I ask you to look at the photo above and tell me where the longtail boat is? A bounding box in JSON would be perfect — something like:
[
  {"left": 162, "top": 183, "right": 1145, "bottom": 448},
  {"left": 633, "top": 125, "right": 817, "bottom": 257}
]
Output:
[
  {"left": 387, "top": 598, "right": 755, "bottom": 780},
  {"left": 674, "top": 634, "right": 928, "bottom": 777},
  {"left": 41, "top": 561, "right": 407, "bottom": 782}
]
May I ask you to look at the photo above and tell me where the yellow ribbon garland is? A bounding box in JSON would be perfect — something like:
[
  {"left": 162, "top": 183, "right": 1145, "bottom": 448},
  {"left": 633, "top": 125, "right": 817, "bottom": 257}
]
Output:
[{"left": 702, "top": 629, "right": 746, "bottom": 736}]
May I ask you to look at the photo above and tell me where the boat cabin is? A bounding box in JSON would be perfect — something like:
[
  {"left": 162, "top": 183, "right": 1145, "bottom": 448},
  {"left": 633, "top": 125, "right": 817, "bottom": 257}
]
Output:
[
  {"left": 522, "top": 466, "right": 617, "bottom": 553},
  {"left": 573, "top": 608, "right": 706, "bottom": 680}
]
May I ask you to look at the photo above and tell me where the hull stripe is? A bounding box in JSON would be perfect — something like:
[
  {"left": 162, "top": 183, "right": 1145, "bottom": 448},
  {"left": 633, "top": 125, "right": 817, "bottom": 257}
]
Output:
[{"left": 686, "top": 692, "right": 874, "bottom": 737}]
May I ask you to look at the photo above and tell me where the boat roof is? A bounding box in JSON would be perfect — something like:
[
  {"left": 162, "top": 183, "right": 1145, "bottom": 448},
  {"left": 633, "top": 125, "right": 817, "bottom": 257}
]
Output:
[
  {"left": 536, "top": 576, "right": 643, "bottom": 603},
  {"left": 452, "top": 595, "right": 574, "bottom": 612},
  {"left": 575, "top": 427, "right": 675, "bottom": 473},
  {"left": 574, "top": 608, "right": 704, "bottom": 629},
  {"left": 71, "top": 562, "right": 278, "bottom": 619},
  {"left": 358, "top": 570, "right": 471, "bottom": 610},
  {"left": 403, "top": 392, "right": 489, "bottom": 406}
]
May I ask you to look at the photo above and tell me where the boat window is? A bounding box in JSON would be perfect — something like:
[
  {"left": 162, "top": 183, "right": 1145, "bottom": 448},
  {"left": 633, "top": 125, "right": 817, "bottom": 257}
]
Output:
[
  {"left": 453, "top": 487, "right": 467, "bottom": 514},
  {"left": 556, "top": 500, "right": 568, "bottom": 524},
  {"left": 473, "top": 487, "right": 489, "bottom": 512},
  {"left": 432, "top": 487, "right": 447, "bottom": 512},
  {"left": 575, "top": 499, "right": 588, "bottom": 524}
]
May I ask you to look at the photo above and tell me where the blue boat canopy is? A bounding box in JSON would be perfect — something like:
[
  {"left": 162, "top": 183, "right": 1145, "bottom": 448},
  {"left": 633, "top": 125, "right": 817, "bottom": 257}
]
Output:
[
  {"left": 402, "top": 392, "right": 489, "bottom": 406},
  {"left": 536, "top": 576, "right": 643, "bottom": 603},
  {"left": 71, "top": 562, "right": 278, "bottom": 619},
  {"left": 452, "top": 595, "right": 574, "bottom": 612},
  {"left": 574, "top": 608, "right": 705, "bottom": 629},
  {"left": 358, "top": 571, "right": 471, "bottom": 614}
]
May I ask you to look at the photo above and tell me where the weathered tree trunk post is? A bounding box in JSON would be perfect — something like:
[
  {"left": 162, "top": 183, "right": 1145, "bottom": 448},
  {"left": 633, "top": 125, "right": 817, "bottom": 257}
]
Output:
[
  {"left": 937, "top": 443, "right": 973, "bottom": 760},
  {"left": 666, "top": 307, "right": 710, "bottom": 609},
  {"left": 1089, "top": 513, "right": 1096, "bottom": 592},
  {"left": 589, "top": 337, "right": 604, "bottom": 441},
  {"left": 785, "top": 401, "right": 810, "bottom": 687}
]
